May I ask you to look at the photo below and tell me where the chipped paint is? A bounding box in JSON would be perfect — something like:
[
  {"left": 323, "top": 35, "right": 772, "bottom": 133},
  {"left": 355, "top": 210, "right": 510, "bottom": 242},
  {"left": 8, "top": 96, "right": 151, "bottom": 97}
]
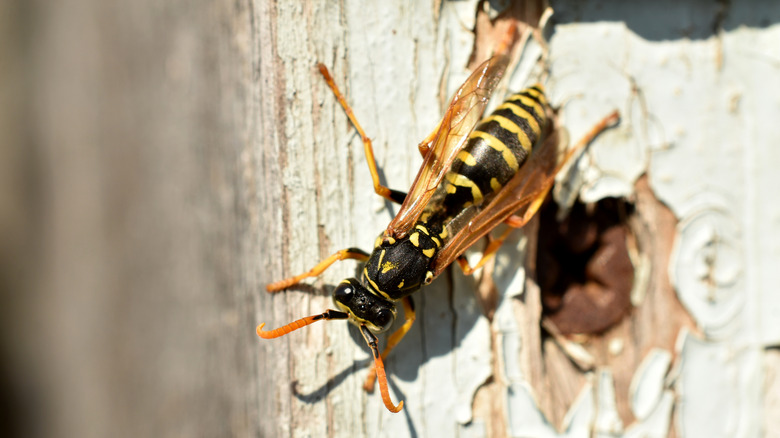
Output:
[
  {"left": 488, "top": 3, "right": 779, "bottom": 437},
  {"left": 629, "top": 348, "right": 672, "bottom": 421},
  {"left": 595, "top": 370, "right": 624, "bottom": 436},
  {"left": 671, "top": 205, "right": 744, "bottom": 338}
]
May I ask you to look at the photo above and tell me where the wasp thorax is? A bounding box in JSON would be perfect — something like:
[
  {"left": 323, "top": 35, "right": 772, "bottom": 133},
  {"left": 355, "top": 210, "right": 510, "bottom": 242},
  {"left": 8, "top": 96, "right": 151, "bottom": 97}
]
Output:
[
  {"left": 333, "top": 279, "right": 396, "bottom": 332},
  {"left": 363, "top": 228, "right": 440, "bottom": 300}
]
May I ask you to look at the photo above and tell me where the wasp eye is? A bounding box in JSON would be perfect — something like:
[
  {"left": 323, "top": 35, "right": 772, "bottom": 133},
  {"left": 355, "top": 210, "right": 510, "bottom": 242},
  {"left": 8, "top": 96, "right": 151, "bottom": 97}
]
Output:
[
  {"left": 333, "top": 282, "right": 354, "bottom": 305},
  {"left": 373, "top": 308, "right": 394, "bottom": 332}
]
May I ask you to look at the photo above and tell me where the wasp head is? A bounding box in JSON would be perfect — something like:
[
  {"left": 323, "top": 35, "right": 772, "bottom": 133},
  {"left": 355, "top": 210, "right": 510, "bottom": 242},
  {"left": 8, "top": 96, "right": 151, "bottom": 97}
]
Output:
[{"left": 332, "top": 278, "right": 396, "bottom": 333}]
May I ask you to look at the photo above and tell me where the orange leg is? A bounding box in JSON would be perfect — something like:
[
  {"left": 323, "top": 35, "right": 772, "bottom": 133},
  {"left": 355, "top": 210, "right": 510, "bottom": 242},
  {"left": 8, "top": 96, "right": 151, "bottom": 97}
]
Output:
[
  {"left": 266, "top": 248, "right": 369, "bottom": 292},
  {"left": 417, "top": 120, "right": 442, "bottom": 158},
  {"left": 318, "top": 64, "right": 406, "bottom": 204},
  {"left": 554, "top": 110, "right": 621, "bottom": 176},
  {"left": 363, "top": 296, "right": 415, "bottom": 392},
  {"left": 455, "top": 110, "right": 620, "bottom": 276},
  {"left": 456, "top": 187, "right": 550, "bottom": 276}
]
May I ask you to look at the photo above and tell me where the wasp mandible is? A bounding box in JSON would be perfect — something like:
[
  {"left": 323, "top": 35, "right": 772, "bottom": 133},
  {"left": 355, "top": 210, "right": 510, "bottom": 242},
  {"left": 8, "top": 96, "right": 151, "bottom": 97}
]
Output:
[{"left": 257, "top": 51, "right": 619, "bottom": 413}]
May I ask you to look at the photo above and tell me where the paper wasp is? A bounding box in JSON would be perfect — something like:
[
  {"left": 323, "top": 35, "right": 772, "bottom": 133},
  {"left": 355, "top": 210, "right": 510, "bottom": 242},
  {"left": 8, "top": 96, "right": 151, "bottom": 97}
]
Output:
[{"left": 257, "top": 53, "right": 619, "bottom": 413}]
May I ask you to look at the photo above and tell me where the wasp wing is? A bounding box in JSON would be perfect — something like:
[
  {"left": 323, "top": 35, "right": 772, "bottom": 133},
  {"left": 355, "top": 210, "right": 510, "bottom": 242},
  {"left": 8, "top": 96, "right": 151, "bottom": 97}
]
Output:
[
  {"left": 386, "top": 55, "right": 509, "bottom": 238},
  {"left": 431, "top": 109, "right": 620, "bottom": 276},
  {"left": 430, "top": 126, "right": 566, "bottom": 276}
]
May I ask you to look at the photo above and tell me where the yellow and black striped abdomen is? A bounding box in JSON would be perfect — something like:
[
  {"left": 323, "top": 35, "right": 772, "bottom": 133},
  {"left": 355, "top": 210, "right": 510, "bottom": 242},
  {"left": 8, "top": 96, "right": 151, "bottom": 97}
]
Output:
[{"left": 439, "top": 84, "right": 549, "bottom": 216}]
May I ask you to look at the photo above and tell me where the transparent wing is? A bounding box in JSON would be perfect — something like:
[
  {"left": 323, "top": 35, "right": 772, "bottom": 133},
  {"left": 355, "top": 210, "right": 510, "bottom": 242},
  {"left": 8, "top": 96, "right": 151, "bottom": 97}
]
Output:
[
  {"left": 430, "top": 127, "right": 565, "bottom": 275},
  {"left": 431, "top": 110, "right": 619, "bottom": 276},
  {"left": 386, "top": 55, "right": 509, "bottom": 238}
]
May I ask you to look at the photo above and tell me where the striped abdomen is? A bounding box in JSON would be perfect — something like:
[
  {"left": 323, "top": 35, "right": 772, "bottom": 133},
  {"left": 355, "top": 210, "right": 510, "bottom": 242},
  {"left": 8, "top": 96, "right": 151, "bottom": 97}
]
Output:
[{"left": 439, "top": 84, "right": 549, "bottom": 217}]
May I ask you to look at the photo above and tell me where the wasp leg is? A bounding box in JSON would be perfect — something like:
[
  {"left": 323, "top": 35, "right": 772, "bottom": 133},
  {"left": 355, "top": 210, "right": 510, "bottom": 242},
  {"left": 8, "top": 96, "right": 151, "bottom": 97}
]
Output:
[
  {"left": 455, "top": 110, "right": 621, "bottom": 276},
  {"left": 266, "top": 248, "right": 370, "bottom": 292},
  {"left": 456, "top": 227, "right": 512, "bottom": 276},
  {"left": 457, "top": 185, "right": 552, "bottom": 276},
  {"left": 363, "top": 296, "right": 415, "bottom": 392},
  {"left": 317, "top": 64, "right": 406, "bottom": 204},
  {"left": 416, "top": 120, "right": 442, "bottom": 158}
]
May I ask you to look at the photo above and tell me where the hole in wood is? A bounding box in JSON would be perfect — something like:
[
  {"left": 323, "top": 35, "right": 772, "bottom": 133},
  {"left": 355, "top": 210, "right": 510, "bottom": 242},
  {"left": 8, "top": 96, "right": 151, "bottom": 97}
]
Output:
[{"left": 536, "top": 197, "right": 636, "bottom": 335}]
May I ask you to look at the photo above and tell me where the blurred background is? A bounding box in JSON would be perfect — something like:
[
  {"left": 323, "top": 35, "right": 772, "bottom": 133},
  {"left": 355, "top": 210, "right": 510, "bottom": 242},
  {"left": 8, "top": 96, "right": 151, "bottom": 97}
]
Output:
[{"left": 1, "top": 1, "right": 255, "bottom": 436}]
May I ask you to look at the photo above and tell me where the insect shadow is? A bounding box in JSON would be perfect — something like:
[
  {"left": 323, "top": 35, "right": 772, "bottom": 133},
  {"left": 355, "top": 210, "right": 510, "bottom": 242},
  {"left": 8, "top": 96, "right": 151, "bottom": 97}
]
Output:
[{"left": 290, "top": 263, "right": 485, "bottom": 409}]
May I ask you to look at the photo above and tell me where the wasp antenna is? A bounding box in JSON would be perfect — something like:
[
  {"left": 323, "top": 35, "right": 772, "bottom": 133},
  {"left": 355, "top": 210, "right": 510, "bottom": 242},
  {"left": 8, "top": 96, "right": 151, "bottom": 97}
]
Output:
[
  {"left": 257, "top": 309, "right": 348, "bottom": 339},
  {"left": 359, "top": 325, "right": 403, "bottom": 413},
  {"left": 374, "top": 352, "right": 403, "bottom": 413}
]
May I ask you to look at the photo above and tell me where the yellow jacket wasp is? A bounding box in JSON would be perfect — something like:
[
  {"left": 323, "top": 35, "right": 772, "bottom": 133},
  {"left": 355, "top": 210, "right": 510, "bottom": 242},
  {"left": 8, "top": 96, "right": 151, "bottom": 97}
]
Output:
[{"left": 257, "top": 52, "right": 619, "bottom": 413}]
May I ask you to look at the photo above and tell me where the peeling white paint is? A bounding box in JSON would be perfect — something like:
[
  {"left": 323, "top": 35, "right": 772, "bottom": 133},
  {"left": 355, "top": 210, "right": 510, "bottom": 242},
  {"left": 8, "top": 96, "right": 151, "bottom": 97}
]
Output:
[
  {"left": 491, "top": 4, "right": 780, "bottom": 438},
  {"left": 494, "top": 275, "right": 524, "bottom": 390},
  {"left": 493, "top": 231, "right": 529, "bottom": 299},
  {"left": 505, "top": 381, "right": 595, "bottom": 438},
  {"left": 629, "top": 348, "right": 672, "bottom": 421},
  {"left": 671, "top": 206, "right": 744, "bottom": 338},
  {"left": 453, "top": 272, "right": 494, "bottom": 426},
  {"left": 675, "top": 332, "right": 764, "bottom": 438},
  {"left": 595, "top": 370, "right": 624, "bottom": 437},
  {"left": 623, "top": 392, "right": 674, "bottom": 438}
]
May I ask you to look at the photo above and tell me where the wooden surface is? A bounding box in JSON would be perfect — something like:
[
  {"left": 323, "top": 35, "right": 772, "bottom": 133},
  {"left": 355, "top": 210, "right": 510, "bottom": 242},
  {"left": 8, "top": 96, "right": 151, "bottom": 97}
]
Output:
[
  {"left": 3, "top": 0, "right": 779, "bottom": 437},
  {"left": 2, "top": 0, "right": 251, "bottom": 436}
]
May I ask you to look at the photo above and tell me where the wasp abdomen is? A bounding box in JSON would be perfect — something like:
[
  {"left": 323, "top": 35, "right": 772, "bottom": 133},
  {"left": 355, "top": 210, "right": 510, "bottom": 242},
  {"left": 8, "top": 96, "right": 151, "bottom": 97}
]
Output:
[{"left": 440, "top": 85, "right": 549, "bottom": 215}]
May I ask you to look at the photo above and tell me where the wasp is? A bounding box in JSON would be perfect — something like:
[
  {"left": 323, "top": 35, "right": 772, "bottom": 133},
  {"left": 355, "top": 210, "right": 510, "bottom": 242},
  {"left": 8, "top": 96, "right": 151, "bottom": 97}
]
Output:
[{"left": 257, "top": 53, "right": 619, "bottom": 413}]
